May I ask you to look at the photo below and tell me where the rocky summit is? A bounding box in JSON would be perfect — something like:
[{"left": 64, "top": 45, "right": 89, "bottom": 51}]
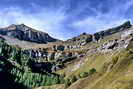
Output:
[{"left": 1, "top": 21, "right": 133, "bottom": 89}]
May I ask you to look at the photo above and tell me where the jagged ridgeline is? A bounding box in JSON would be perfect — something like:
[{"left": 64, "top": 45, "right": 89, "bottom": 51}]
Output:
[{"left": 0, "top": 39, "right": 64, "bottom": 89}]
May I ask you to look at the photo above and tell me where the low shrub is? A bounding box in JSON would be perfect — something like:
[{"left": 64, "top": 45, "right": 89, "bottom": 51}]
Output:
[
  {"left": 79, "top": 72, "right": 89, "bottom": 78},
  {"left": 65, "top": 75, "right": 78, "bottom": 87},
  {"left": 89, "top": 68, "right": 96, "bottom": 75}
]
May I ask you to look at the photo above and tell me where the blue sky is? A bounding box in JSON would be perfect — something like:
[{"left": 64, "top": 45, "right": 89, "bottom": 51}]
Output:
[{"left": 0, "top": 0, "right": 133, "bottom": 40}]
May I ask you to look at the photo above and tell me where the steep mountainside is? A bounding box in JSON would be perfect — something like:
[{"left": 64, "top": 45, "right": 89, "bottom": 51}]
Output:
[{"left": 0, "top": 24, "right": 58, "bottom": 43}]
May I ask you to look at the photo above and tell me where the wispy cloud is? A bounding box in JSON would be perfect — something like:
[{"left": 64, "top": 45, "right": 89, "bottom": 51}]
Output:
[
  {"left": 72, "top": 0, "right": 133, "bottom": 34},
  {"left": 0, "top": 6, "right": 68, "bottom": 40}
]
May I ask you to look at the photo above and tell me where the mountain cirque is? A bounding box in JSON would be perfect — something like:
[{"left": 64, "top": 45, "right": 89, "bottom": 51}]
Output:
[{"left": 0, "top": 21, "right": 133, "bottom": 89}]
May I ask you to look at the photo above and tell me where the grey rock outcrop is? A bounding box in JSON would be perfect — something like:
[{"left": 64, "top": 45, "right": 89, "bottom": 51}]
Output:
[
  {"left": 98, "top": 37, "right": 133, "bottom": 53},
  {"left": 121, "top": 28, "right": 133, "bottom": 38},
  {"left": 98, "top": 39, "right": 119, "bottom": 51},
  {"left": 67, "top": 33, "right": 93, "bottom": 45}
]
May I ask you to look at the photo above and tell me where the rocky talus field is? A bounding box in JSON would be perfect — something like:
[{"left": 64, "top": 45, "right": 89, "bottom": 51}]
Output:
[{"left": 0, "top": 21, "right": 133, "bottom": 89}]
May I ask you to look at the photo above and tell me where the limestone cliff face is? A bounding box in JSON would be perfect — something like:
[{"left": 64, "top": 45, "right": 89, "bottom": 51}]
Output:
[{"left": 0, "top": 24, "right": 58, "bottom": 43}]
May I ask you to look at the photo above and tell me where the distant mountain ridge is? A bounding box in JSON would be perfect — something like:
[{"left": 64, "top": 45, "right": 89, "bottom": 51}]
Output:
[
  {"left": 67, "top": 21, "right": 132, "bottom": 44},
  {"left": 93, "top": 21, "right": 132, "bottom": 41},
  {"left": 0, "top": 21, "right": 131, "bottom": 45},
  {"left": 0, "top": 24, "right": 58, "bottom": 43}
]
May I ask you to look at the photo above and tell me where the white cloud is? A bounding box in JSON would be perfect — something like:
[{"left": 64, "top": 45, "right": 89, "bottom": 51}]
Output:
[
  {"left": 72, "top": 16, "right": 128, "bottom": 33},
  {"left": 72, "top": 0, "right": 133, "bottom": 34}
]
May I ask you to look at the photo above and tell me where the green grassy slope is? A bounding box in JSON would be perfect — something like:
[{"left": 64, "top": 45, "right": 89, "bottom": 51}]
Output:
[{"left": 67, "top": 38, "right": 133, "bottom": 89}]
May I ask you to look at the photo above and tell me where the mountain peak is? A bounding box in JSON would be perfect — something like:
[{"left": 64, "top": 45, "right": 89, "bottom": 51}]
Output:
[
  {"left": 122, "top": 21, "right": 131, "bottom": 27},
  {"left": 0, "top": 24, "right": 58, "bottom": 43},
  {"left": 9, "top": 23, "right": 27, "bottom": 27},
  {"left": 7, "top": 24, "right": 38, "bottom": 32}
]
